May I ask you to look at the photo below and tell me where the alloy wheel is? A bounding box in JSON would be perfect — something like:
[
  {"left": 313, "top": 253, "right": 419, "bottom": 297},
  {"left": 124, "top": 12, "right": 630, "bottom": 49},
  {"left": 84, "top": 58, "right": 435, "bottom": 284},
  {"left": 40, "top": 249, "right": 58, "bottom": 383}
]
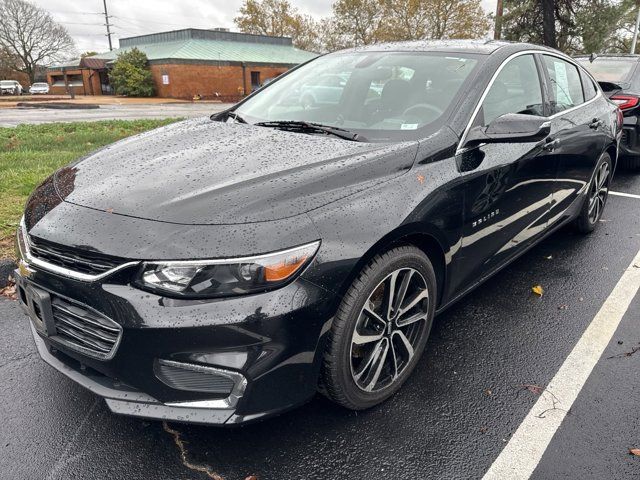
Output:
[
  {"left": 588, "top": 161, "right": 610, "bottom": 224},
  {"left": 349, "top": 268, "right": 430, "bottom": 393}
]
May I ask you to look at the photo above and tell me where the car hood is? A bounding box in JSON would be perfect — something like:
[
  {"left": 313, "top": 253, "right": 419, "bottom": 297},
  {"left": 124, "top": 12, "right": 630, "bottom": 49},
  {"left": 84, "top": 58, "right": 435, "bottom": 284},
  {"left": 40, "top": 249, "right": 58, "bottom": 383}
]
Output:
[{"left": 54, "top": 118, "right": 418, "bottom": 225}]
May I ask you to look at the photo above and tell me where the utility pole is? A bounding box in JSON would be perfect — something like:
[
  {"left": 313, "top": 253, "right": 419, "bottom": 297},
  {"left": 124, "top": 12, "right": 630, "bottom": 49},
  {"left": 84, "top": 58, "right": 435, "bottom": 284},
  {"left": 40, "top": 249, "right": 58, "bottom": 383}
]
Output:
[
  {"left": 632, "top": 0, "right": 640, "bottom": 54},
  {"left": 103, "top": 0, "right": 113, "bottom": 51},
  {"left": 494, "top": 0, "right": 504, "bottom": 40}
]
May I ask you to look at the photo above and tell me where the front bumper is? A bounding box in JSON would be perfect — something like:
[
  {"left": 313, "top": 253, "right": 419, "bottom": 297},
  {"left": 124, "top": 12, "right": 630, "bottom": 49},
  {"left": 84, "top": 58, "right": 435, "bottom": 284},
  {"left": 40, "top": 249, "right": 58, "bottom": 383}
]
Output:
[
  {"left": 27, "top": 322, "right": 242, "bottom": 424},
  {"left": 15, "top": 258, "right": 336, "bottom": 426}
]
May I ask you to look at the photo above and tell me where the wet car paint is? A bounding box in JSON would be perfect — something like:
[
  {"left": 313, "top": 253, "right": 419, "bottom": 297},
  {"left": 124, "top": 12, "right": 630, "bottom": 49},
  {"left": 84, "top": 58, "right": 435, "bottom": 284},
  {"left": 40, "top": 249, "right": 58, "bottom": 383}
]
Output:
[
  {"left": 3, "top": 173, "right": 639, "bottom": 478},
  {"left": 17, "top": 41, "right": 619, "bottom": 424}
]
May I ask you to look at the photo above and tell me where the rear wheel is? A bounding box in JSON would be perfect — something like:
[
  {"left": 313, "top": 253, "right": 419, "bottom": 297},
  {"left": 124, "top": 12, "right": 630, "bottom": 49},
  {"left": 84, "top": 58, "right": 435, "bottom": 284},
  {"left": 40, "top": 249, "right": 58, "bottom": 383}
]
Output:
[
  {"left": 575, "top": 153, "right": 611, "bottom": 233},
  {"left": 320, "top": 246, "right": 436, "bottom": 410}
]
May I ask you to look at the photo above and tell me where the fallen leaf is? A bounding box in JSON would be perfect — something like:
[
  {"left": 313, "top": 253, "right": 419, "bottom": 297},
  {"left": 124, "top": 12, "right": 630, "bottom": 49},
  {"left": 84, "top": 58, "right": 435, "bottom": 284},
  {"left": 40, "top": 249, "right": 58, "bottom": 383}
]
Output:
[
  {"left": 485, "top": 389, "right": 492, "bottom": 396},
  {"left": 522, "top": 384, "right": 544, "bottom": 395},
  {"left": 532, "top": 285, "right": 544, "bottom": 297},
  {"left": 479, "top": 426, "right": 488, "bottom": 433},
  {"left": 0, "top": 284, "right": 16, "bottom": 300},
  {"left": 416, "top": 174, "right": 425, "bottom": 185},
  {"left": 245, "top": 476, "right": 259, "bottom": 480},
  {"left": 629, "top": 448, "right": 640, "bottom": 456}
]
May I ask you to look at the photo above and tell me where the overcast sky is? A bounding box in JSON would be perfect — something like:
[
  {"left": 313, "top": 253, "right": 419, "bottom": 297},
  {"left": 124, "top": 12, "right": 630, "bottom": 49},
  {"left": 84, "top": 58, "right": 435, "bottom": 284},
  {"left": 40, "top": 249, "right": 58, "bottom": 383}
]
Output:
[{"left": 31, "top": 0, "right": 498, "bottom": 54}]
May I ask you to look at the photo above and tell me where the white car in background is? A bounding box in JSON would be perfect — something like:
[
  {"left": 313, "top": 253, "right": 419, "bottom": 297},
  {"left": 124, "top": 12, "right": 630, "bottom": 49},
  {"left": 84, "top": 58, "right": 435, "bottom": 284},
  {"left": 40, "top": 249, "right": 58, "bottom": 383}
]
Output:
[
  {"left": 29, "top": 82, "right": 50, "bottom": 94},
  {"left": 0, "top": 80, "right": 23, "bottom": 95}
]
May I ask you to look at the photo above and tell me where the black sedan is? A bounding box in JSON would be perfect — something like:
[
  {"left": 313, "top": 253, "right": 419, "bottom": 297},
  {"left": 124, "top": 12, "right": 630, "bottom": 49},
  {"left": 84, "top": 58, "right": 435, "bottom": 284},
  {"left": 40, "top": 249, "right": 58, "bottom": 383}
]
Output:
[
  {"left": 15, "top": 40, "right": 619, "bottom": 426},
  {"left": 576, "top": 54, "right": 640, "bottom": 170}
]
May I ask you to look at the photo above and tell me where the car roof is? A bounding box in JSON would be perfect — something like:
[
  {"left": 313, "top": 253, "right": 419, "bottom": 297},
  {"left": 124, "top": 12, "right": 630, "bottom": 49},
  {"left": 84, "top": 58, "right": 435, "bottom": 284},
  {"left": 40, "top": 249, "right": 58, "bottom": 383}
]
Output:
[
  {"left": 336, "top": 39, "right": 557, "bottom": 56},
  {"left": 575, "top": 54, "right": 640, "bottom": 61}
]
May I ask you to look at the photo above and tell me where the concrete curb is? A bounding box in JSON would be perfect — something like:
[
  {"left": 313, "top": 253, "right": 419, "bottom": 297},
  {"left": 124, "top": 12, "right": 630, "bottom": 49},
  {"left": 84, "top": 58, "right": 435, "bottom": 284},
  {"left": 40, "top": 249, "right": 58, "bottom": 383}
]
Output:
[{"left": 16, "top": 102, "right": 100, "bottom": 110}]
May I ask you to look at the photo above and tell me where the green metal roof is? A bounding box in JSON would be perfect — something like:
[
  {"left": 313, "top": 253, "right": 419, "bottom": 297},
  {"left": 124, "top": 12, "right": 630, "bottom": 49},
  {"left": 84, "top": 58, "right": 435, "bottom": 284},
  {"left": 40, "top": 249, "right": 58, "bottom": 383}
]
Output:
[
  {"left": 47, "top": 58, "right": 81, "bottom": 70},
  {"left": 91, "top": 38, "right": 317, "bottom": 65}
]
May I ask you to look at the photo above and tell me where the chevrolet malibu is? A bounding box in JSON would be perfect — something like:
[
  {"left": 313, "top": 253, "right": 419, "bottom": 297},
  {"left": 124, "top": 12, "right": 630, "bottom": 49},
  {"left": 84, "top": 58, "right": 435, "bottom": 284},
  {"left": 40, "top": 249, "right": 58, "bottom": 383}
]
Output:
[{"left": 15, "top": 40, "right": 619, "bottom": 425}]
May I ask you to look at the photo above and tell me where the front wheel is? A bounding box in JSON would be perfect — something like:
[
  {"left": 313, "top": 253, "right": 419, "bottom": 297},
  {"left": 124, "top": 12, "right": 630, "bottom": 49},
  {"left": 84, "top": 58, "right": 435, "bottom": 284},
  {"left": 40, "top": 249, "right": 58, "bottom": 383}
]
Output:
[
  {"left": 575, "top": 152, "right": 612, "bottom": 234},
  {"left": 320, "top": 246, "right": 436, "bottom": 410}
]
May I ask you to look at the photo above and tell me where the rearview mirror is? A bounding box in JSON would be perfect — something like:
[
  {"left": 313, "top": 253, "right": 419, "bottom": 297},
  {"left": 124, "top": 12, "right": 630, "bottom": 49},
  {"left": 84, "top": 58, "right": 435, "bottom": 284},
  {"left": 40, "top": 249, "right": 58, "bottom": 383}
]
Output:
[{"left": 464, "top": 113, "right": 551, "bottom": 148}]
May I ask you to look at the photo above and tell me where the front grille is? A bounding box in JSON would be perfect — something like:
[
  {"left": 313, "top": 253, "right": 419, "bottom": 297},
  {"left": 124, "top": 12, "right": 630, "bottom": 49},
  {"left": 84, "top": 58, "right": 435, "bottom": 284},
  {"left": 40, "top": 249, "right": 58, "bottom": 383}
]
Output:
[
  {"left": 28, "top": 236, "right": 123, "bottom": 276},
  {"left": 51, "top": 297, "right": 121, "bottom": 359}
]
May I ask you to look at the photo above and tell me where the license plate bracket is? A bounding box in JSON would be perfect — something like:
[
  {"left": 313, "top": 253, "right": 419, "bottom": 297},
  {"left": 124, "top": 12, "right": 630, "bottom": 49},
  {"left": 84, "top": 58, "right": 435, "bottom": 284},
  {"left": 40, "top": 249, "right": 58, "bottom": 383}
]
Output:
[{"left": 15, "top": 274, "right": 57, "bottom": 336}]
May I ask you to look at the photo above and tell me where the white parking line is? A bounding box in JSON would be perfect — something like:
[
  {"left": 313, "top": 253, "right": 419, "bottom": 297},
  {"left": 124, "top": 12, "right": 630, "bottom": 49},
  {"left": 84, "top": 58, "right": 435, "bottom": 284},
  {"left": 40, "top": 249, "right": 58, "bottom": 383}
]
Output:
[
  {"left": 483, "top": 248, "right": 640, "bottom": 480},
  {"left": 610, "top": 191, "right": 640, "bottom": 200}
]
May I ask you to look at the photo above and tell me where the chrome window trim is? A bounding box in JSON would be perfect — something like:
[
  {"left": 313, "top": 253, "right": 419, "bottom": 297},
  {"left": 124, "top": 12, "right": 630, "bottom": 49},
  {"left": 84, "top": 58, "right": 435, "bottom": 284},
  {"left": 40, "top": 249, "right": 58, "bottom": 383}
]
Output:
[
  {"left": 456, "top": 49, "right": 603, "bottom": 155},
  {"left": 18, "top": 217, "right": 139, "bottom": 282}
]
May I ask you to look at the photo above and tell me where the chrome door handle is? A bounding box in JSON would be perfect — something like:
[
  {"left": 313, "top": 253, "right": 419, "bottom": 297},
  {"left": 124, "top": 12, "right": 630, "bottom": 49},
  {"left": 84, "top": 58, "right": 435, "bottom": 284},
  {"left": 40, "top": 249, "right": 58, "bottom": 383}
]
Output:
[
  {"left": 542, "top": 139, "right": 560, "bottom": 152},
  {"left": 589, "top": 118, "right": 602, "bottom": 129}
]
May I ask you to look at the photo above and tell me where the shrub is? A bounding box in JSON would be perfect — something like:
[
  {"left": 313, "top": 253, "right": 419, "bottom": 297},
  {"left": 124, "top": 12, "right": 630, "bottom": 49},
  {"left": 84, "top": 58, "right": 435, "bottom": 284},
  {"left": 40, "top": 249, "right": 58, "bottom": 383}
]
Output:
[{"left": 109, "top": 48, "right": 155, "bottom": 97}]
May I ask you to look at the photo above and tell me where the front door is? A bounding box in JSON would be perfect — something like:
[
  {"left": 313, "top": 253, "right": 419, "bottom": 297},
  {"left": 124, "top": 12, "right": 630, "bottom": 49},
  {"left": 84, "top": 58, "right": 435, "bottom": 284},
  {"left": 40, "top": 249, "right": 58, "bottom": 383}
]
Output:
[{"left": 451, "top": 54, "right": 556, "bottom": 295}]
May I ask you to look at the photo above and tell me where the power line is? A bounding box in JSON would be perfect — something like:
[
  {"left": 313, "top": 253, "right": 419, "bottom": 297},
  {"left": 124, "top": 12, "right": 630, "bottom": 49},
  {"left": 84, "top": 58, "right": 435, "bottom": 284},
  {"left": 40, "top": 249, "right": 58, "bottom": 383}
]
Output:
[{"left": 112, "top": 15, "right": 212, "bottom": 30}]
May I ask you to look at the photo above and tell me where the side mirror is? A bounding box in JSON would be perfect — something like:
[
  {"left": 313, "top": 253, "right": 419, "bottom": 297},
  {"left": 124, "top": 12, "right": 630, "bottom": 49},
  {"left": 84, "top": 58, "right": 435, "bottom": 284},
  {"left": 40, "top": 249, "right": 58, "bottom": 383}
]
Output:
[{"left": 464, "top": 113, "right": 551, "bottom": 148}]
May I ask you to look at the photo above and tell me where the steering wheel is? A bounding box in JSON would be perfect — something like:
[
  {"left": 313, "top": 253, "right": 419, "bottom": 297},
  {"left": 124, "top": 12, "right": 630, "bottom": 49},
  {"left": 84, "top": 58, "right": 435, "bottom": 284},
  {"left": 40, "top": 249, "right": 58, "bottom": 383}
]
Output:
[{"left": 402, "top": 104, "right": 444, "bottom": 120}]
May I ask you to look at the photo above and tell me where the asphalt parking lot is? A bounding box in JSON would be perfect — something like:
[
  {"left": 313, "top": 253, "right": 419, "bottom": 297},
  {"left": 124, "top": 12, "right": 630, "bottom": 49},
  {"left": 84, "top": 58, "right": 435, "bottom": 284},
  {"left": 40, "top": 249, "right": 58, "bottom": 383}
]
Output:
[
  {"left": 1, "top": 169, "right": 639, "bottom": 480},
  {"left": 0, "top": 103, "right": 232, "bottom": 127}
]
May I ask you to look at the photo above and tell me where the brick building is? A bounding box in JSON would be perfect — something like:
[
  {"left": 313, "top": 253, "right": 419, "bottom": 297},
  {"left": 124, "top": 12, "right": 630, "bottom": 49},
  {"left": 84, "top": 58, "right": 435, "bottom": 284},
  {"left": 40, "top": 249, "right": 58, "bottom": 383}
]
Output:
[{"left": 47, "top": 29, "right": 317, "bottom": 100}]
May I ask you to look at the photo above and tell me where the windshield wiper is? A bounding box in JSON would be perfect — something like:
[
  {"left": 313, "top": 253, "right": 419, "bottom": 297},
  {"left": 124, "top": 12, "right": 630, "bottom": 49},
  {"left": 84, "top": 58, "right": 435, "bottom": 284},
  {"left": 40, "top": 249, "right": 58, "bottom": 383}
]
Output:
[
  {"left": 225, "top": 111, "right": 247, "bottom": 124},
  {"left": 254, "top": 120, "right": 367, "bottom": 142}
]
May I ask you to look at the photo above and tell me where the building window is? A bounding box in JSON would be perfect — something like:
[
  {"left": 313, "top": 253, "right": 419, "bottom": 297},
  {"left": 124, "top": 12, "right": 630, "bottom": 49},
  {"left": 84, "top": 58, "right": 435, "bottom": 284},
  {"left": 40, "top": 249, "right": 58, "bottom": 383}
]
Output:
[{"left": 251, "top": 71, "right": 261, "bottom": 91}]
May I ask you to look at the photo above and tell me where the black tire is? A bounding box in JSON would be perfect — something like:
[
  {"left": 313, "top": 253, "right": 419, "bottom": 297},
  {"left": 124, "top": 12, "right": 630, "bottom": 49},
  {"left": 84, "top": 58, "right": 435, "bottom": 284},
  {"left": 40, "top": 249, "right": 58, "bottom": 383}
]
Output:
[
  {"left": 575, "top": 152, "right": 612, "bottom": 234},
  {"left": 620, "top": 155, "right": 640, "bottom": 171},
  {"left": 320, "top": 245, "right": 437, "bottom": 410}
]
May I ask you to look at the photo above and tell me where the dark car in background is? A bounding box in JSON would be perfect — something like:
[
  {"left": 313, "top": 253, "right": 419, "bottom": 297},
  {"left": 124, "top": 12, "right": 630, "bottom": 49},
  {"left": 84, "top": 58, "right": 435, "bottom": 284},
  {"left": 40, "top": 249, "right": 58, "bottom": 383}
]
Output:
[
  {"left": 576, "top": 54, "right": 640, "bottom": 170},
  {"left": 15, "top": 40, "right": 619, "bottom": 426}
]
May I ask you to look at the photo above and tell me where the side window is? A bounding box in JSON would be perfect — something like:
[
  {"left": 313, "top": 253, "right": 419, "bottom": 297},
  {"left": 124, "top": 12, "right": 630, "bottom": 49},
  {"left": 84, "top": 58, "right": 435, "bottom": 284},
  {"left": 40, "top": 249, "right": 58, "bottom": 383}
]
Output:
[
  {"left": 480, "top": 54, "right": 544, "bottom": 126},
  {"left": 543, "top": 55, "right": 585, "bottom": 113},
  {"left": 580, "top": 70, "right": 598, "bottom": 101}
]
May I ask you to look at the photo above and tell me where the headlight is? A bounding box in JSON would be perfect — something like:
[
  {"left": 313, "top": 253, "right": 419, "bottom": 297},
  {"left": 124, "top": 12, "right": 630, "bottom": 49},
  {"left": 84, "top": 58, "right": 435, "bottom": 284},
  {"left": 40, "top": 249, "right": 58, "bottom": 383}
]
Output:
[{"left": 135, "top": 241, "right": 320, "bottom": 298}]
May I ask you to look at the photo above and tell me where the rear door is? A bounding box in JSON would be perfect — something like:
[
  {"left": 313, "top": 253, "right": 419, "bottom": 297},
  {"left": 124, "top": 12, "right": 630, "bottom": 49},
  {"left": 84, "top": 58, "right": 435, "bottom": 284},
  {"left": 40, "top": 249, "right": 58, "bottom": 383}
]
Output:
[
  {"left": 540, "top": 54, "right": 608, "bottom": 227},
  {"left": 451, "top": 53, "right": 556, "bottom": 294}
]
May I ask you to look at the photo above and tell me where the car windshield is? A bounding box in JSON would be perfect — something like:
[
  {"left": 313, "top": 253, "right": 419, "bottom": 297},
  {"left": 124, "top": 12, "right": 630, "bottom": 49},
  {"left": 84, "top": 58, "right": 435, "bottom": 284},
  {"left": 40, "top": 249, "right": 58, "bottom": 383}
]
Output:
[
  {"left": 576, "top": 58, "right": 637, "bottom": 84},
  {"left": 234, "top": 51, "right": 481, "bottom": 141},
  {"left": 32, "top": 83, "right": 47, "bottom": 87},
  {"left": 0, "top": 81, "right": 15, "bottom": 86}
]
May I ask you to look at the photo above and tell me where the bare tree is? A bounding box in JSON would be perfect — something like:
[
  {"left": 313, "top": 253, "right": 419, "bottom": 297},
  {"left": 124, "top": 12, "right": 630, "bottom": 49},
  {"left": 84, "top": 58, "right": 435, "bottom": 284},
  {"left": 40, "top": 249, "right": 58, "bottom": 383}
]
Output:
[
  {"left": 234, "top": 0, "right": 322, "bottom": 51},
  {"left": 0, "top": 0, "right": 75, "bottom": 83}
]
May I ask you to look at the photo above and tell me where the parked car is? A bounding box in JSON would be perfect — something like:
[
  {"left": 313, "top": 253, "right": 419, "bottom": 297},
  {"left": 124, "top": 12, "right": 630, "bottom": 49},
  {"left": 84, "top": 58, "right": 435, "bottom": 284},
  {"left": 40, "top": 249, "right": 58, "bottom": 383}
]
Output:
[
  {"left": 575, "top": 54, "right": 640, "bottom": 170},
  {"left": 15, "top": 40, "right": 619, "bottom": 426},
  {"left": 299, "top": 73, "right": 350, "bottom": 108},
  {"left": 0, "top": 80, "right": 22, "bottom": 95},
  {"left": 29, "top": 82, "right": 50, "bottom": 95}
]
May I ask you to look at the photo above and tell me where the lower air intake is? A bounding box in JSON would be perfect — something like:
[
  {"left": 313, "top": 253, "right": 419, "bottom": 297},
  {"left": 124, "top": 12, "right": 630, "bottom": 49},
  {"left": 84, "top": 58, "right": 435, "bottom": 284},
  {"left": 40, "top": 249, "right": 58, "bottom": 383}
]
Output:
[{"left": 154, "top": 360, "right": 237, "bottom": 394}]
